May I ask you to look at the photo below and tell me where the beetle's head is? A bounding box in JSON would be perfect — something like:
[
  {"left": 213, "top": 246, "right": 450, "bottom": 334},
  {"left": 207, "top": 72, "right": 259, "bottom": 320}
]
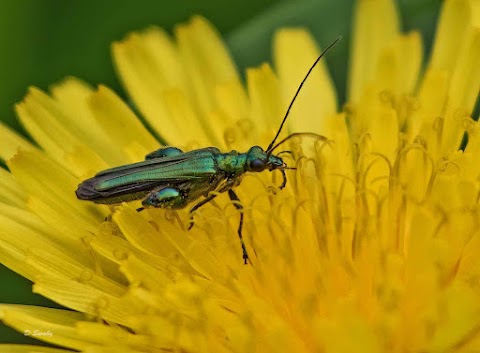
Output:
[{"left": 246, "top": 146, "right": 285, "bottom": 173}]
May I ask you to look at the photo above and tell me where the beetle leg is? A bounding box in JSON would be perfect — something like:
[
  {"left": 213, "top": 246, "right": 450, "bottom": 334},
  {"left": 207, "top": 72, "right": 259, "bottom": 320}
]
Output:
[
  {"left": 268, "top": 169, "right": 287, "bottom": 195},
  {"left": 141, "top": 187, "right": 187, "bottom": 209},
  {"left": 279, "top": 169, "right": 287, "bottom": 189},
  {"left": 228, "top": 189, "right": 249, "bottom": 264},
  {"left": 187, "top": 193, "right": 218, "bottom": 230},
  {"left": 188, "top": 194, "right": 217, "bottom": 230}
]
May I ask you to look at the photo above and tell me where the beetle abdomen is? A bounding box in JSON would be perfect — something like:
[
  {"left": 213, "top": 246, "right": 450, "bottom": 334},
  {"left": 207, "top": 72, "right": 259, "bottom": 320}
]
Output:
[{"left": 75, "top": 175, "right": 159, "bottom": 203}]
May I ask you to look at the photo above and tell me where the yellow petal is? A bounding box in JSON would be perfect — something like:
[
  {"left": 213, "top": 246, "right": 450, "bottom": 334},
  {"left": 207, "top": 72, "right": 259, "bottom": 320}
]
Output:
[
  {"left": 323, "top": 113, "right": 355, "bottom": 238},
  {"left": 114, "top": 205, "right": 235, "bottom": 278},
  {"left": 0, "top": 122, "right": 36, "bottom": 162},
  {"left": 120, "top": 253, "right": 177, "bottom": 293},
  {"left": 348, "top": 0, "right": 400, "bottom": 102},
  {"left": 161, "top": 88, "right": 212, "bottom": 147},
  {"left": 441, "top": 27, "right": 480, "bottom": 154},
  {"left": 112, "top": 26, "right": 191, "bottom": 143},
  {"left": 7, "top": 150, "right": 101, "bottom": 226},
  {"left": 427, "top": 0, "right": 472, "bottom": 72},
  {"left": 15, "top": 87, "right": 106, "bottom": 175},
  {"left": 457, "top": 229, "right": 480, "bottom": 293},
  {"left": 33, "top": 277, "right": 143, "bottom": 327},
  {"left": 0, "top": 238, "right": 38, "bottom": 281},
  {"left": 112, "top": 205, "right": 183, "bottom": 260},
  {"left": 367, "top": 97, "right": 399, "bottom": 162},
  {"left": 0, "top": 344, "right": 72, "bottom": 352},
  {"left": 314, "top": 305, "right": 381, "bottom": 353},
  {"left": 0, "top": 204, "right": 79, "bottom": 258},
  {"left": 0, "top": 305, "right": 92, "bottom": 350},
  {"left": 246, "top": 63, "right": 282, "bottom": 143},
  {"left": 75, "top": 321, "right": 155, "bottom": 351},
  {"left": 0, "top": 204, "right": 105, "bottom": 282},
  {"left": 91, "top": 231, "right": 142, "bottom": 265},
  {"left": 91, "top": 231, "right": 185, "bottom": 287},
  {"left": 212, "top": 80, "right": 250, "bottom": 150},
  {"left": 175, "top": 16, "right": 240, "bottom": 114},
  {"left": 463, "top": 119, "right": 480, "bottom": 179},
  {"left": 407, "top": 70, "right": 449, "bottom": 148},
  {"left": 26, "top": 196, "right": 103, "bottom": 241},
  {"left": 63, "top": 144, "right": 110, "bottom": 180},
  {"left": 430, "top": 284, "right": 480, "bottom": 351},
  {"left": 399, "top": 206, "right": 439, "bottom": 349},
  {"left": 374, "top": 31, "right": 423, "bottom": 97},
  {"left": 50, "top": 78, "right": 126, "bottom": 166},
  {"left": 415, "top": 0, "right": 480, "bottom": 155},
  {"left": 175, "top": 16, "right": 241, "bottom": 145},
  {"left": 274, "top": 28, "right": 337, "bottom": 134},
  {"left": 0, "top": 168, "right": 27, "bottom": 208},
  {"left": 26, "top": 247, "right": 126, "bottom": 296},
  {"left": 87, "top": 85, "right": 158, "bottom": 162}
]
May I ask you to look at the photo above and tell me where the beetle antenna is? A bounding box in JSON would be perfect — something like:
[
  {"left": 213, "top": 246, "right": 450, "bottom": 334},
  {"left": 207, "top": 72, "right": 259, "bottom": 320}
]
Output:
[
  {"left": 268, "top": 132, "right": 328, "bottom": 154},
  {"left": 266, "top": 36, "right": 342, "bottom": 153}
]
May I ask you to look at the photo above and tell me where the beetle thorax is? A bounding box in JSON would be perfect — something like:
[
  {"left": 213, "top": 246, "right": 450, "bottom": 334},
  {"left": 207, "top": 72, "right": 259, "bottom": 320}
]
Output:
[{"left": 216, "top": 151, "right": 248, "bottom": 175}]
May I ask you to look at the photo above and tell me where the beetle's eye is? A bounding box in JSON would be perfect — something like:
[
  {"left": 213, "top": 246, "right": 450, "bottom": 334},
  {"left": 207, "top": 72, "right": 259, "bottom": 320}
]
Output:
[{"left": 250, "top": 159, "right": 266, "bottom": 172}]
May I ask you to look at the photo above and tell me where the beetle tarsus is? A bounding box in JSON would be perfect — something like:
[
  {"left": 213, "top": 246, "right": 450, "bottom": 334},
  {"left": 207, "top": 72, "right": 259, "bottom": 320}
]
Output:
[{"left": 279, "top": 169, "right": 287, "bottom": 189}]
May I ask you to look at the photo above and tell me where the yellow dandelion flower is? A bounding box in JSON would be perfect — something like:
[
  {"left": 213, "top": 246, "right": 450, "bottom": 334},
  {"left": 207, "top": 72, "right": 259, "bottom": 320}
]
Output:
[{"left": 1, "top": 0, "right": 480, "bottom": 352}]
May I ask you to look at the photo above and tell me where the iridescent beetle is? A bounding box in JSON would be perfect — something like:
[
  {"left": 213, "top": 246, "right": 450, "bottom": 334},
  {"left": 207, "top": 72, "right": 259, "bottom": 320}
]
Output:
[{"left": 76, "top": 37, "right": 341, "bottom": 263}]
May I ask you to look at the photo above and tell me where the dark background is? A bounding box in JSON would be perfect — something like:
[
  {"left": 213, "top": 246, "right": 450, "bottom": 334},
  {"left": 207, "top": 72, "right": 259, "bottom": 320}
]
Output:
[{"left": 0, "top": 0, "right": 441, "bottom": 345}]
